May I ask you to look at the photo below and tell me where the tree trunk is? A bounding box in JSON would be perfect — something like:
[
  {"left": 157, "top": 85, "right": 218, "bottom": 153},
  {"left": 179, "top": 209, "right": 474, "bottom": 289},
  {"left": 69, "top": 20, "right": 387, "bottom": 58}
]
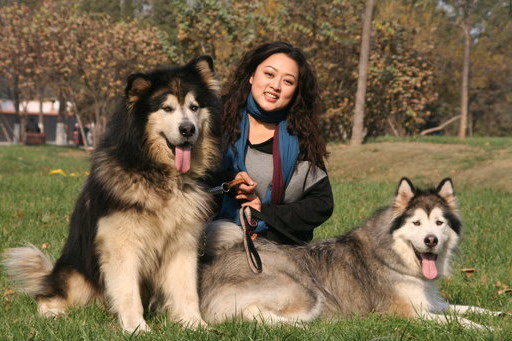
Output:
[
  {"left": 387, "top": 117, "right": 400, "bottom": 137},
  {"left": 468, "top": 111, "right": 473, "bottom": 137},
  {"left": 13, "top": 75, "right": 23, "bottom": 144},
  {"left": 75, "top": 113, "right": 88, "bottom": 149},
  {"left": 94, "top": 107, "right": 101, "bottom": 148},
  {"left": 350, "top": 0, "right": 375, "bottom": 146},
  {"left": 69, "top": 97, "right": 89, "bottom": 149},
  {"left": 458, "top": 0, "right": 471, "bottom": 139},
  {"left": 0, "top": 116, "right": 13, "bottom": 143},
  {"left": 38, "top": 86, "right": 45, "bottom": 133},
  {"left": 55, "top": 92, "right": 68, "bottom": 145}
]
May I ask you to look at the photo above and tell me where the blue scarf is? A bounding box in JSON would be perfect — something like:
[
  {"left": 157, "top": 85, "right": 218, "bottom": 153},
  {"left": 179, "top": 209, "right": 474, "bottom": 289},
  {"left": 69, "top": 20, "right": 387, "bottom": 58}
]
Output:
[{"left": 216, "top": 93, "right": 299, "bottom": 233}]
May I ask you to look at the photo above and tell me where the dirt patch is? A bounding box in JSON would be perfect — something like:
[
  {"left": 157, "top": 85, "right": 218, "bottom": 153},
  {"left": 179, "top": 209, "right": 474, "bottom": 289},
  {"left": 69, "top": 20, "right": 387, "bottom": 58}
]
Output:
[
  {"left": 459, "top": 157, "right": 512, "bottom": 192},
  {"left": 327, "top": 142, "right": 512, "bottom": 192}
]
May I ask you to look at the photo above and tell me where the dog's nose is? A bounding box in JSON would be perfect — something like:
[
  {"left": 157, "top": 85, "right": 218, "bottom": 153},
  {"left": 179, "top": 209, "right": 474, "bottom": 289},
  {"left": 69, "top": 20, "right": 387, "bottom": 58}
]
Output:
[
  {"left": 179, "top": 122, "right": 196, "bottom": 137},
  {"left": 424, "top": 235, "right": 438, "bottom": 247}
]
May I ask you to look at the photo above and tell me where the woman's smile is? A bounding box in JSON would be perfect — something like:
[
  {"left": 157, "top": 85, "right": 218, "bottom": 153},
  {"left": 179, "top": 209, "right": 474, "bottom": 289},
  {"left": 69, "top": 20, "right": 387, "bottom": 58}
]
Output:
[{"left": 264, "top": 91, "right": 279, "bottom": 102}]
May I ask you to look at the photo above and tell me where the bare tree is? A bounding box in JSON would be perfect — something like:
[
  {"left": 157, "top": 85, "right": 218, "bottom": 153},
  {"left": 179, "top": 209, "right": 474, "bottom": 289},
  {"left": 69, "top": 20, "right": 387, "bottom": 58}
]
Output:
[
  {"left": 458, "top": 0, "right": 471, "bottom": 139},
  {"left": 350, "top": 0, "right": 375, "bottom": 146}
]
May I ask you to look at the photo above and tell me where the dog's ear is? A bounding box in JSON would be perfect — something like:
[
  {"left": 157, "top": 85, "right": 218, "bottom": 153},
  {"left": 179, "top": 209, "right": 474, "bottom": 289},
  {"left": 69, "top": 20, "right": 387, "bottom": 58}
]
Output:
[
  {"left": 437, "top": 178, "right": 458, "bottom": 210},
  {"left": 437, "top": 178, "right": 454, "bottom": 196},
  {"left": 187, "top": 56, "right": 220, "bottom": 93},
  {"left": 393, "top": 177, "right": 416, "bottom": 214},
  {"left": 126, "top": 73, "right": 151, "bottom": 103}
]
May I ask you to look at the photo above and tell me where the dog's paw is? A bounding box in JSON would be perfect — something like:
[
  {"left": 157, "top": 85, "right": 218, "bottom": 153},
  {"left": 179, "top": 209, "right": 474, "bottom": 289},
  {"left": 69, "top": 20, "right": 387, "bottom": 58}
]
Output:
[
  {"left": 458, "top": 317, "right": 494, "bottom": 331},
  {"left": 121, "top": 318, "right": 151, "bottom": 334},
  {"left": 493, "top": 311, "right": 511, "bottom": 317},
  {"left": 39, "top": 307, "right": 66, "bottom": 318},
  {"left": 180, "top": 316, "right": 208, "bottom": 330},
  {"left": 37, "top": 298, "right": 67, "bottom": 317},
  {"left": 474, "top": 309, "right": 511, "bottom": 318},
  {"left": 475, "top": 308, "right": 509, "bottom": 317}
]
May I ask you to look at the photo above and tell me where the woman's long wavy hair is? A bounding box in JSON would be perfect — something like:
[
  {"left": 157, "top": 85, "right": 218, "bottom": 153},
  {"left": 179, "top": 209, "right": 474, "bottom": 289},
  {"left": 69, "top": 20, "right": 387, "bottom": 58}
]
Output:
[{"left": 221, "top": 41, "right": 328, "bottom": 170}]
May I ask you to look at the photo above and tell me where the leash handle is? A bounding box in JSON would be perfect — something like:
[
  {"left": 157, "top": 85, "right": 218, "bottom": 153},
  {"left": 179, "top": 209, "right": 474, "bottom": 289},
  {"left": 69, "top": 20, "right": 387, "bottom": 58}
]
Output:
[
  {"left": 227, "top": 178, "right": 248, "bottom": 188},
  {"left": 240, "top": 207, "right": 262, "bottom": 274}
]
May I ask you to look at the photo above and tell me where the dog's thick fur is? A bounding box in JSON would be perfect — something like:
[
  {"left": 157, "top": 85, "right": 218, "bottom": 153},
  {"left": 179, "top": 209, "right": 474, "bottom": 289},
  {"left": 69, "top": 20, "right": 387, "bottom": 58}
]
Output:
[
  {"left": 200, "top": 178, "right": 503, "bottom": 328},
  {"left": 3, "top": 56, "right": 221, "bottom": 333}
]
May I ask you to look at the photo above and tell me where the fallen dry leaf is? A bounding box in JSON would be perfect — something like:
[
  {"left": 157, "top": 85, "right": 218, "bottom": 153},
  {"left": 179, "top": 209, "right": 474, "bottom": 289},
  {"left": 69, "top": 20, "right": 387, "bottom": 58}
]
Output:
[
  {"left": 495, "top": 281, "right": 511, "bottom": 295},
  {"left": 461, "top": 268, "right": 476, "bottom": 277},
  {"left": 3, "top": 289, "right": 14, "bottom": 306},
  {"left": 41, "top": 242, "right": 49, "bottom": 249}
]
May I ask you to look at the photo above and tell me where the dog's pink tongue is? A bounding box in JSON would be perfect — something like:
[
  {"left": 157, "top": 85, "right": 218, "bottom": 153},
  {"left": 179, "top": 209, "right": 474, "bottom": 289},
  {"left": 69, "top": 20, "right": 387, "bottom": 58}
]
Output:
[
  {"left": 421, "top": 254, "right": 438, "bottom": 280},
  {"left": 175, "top": 145, "right": 191, "bottom": 174}
]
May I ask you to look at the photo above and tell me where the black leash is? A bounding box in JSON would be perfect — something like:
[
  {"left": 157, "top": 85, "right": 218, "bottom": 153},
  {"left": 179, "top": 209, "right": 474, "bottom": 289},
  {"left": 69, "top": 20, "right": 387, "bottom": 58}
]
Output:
[
  {"left": 240, "top": 207, "right": 263, "bottom": 274},
  {"left": 207, "top": 177, "right": 304, "bottom": 272},
  {"left": 207, "top": 178, "right": 263, "bottom": 273}
]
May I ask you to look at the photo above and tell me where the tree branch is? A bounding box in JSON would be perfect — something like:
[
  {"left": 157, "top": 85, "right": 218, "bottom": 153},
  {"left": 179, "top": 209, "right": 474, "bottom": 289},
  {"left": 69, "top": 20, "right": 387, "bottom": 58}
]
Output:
[{"left": 419, "top": 115, "right": 461, "bottom": 135}]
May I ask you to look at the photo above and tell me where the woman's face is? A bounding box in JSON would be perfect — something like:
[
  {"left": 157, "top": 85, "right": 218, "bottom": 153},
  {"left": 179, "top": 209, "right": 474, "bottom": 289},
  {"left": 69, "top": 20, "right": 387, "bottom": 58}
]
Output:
[{"left": 249, "top": 53, "right": 299, "bottom": 112}]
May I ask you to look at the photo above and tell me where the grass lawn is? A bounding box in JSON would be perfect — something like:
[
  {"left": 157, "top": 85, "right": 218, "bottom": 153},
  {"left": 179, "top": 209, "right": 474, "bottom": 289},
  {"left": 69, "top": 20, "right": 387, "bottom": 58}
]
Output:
[{"left": 1, "top": 142, "right": 511, "bottom": 340}]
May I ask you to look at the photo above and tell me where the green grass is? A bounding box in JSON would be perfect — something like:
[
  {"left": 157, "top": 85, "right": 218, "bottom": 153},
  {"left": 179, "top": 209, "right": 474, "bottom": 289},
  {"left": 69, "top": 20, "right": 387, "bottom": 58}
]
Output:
[
  {"left": 331, "top": 136, "right": 512, "bottom": 150},
  {"left": 1, "top": 145, "right": 511, "bottom": 340},
  {"left": 369, "top": 135, "right": 512, "bottom": 149}
]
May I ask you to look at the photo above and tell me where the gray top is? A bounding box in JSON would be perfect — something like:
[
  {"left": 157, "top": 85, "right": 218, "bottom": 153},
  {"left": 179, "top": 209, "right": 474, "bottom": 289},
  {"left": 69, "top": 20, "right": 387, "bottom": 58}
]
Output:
[{"left": 245, "top": 146, "right": 327, "bottom": 203}]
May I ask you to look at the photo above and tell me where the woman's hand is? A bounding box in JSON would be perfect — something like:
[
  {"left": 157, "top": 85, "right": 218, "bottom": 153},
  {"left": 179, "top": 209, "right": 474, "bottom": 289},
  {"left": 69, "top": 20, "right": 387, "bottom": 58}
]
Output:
[
  {"left": 241, "top": 194, "right": 262, "bottom": 212},
  {"left": 233, "top": 172, "right": 261, "bottom": 212},
  {"left": 233, "top": 172, "right": 257, "bottom": 196}
]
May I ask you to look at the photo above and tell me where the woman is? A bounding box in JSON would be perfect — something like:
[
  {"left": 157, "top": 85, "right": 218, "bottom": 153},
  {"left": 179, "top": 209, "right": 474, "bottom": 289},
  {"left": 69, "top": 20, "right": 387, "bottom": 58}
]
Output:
[{"left": 215, "top": 41, "right": 333, "bottom": 245}]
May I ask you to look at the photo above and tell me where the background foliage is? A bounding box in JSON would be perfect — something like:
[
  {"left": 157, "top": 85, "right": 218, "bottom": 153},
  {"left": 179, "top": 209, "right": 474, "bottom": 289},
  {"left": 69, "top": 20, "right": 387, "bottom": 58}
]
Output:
[{"left": 0, "top": 0, "right": 510, "bottom": 141}]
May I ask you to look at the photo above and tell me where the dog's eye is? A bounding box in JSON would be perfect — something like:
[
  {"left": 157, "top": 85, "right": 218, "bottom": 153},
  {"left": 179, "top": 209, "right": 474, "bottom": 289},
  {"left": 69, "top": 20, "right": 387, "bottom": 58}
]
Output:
[
  {"left": 189, "top": 104, "right": 199, "bottom": 112},
  {"left": 162, "top": 106, "right": 174, "bottom": 112},
  {"left": 412, "top": 220, "right": 421, "bottom": 226},
  {"left": 436, "top": 220, "right": 444, "bottom": 226}
]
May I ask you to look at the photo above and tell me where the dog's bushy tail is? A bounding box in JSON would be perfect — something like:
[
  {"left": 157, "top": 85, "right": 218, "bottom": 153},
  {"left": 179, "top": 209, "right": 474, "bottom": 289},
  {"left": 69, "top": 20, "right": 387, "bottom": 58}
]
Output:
[
  {"left": 204, "top": 220, "right": 243, "bottom": 256},
  {"left": 2, "top": 244, "right": 53, "bottom": 297}
]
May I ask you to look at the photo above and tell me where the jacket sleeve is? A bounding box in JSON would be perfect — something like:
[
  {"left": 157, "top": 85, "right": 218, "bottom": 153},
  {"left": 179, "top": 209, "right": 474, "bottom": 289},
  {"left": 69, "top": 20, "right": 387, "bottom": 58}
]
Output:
[{"left": 254, "top": 176, "right": 334, "bottom": 244}]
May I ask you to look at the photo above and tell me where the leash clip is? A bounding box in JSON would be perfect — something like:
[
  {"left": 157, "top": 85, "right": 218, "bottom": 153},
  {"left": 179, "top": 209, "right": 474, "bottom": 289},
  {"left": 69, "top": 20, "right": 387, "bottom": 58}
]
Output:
[
  {"left": 207, "top": 182, "right": 231, "bottom": 195},
  {"left": 207, "top": 178, "right": 249, "bottom": 195}
]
